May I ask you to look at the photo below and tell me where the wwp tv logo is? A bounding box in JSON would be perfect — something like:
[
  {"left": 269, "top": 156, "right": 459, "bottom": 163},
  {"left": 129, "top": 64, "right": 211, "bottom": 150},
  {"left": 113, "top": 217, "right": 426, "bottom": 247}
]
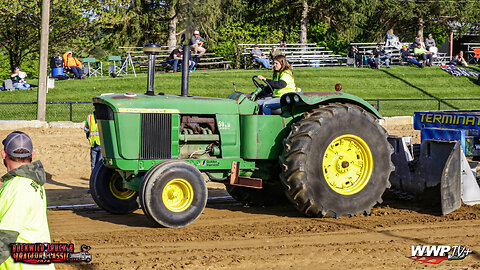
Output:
[{"left": 410, "top": 245, "right": 472, "bottom": 264}]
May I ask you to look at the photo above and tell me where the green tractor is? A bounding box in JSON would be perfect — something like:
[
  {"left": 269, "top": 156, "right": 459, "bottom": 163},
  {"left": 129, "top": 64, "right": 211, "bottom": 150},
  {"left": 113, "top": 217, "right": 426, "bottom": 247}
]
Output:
[{"left": 90, "top": 44, "right": 393, "bottom": 228}]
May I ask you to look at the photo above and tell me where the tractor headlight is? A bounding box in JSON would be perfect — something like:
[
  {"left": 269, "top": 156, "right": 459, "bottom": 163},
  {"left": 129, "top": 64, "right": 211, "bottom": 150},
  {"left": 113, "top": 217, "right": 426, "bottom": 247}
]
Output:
[
  {"left": 293, "top": 95, "right": 300, "bottom": 103},
  {"left": 285, "top": 96, "right": 291, "bottom": 104}
]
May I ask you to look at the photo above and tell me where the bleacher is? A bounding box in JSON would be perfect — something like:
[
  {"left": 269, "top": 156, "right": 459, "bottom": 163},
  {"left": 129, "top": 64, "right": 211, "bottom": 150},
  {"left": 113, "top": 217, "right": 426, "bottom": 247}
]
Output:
[
  {"left": 237, "top": 43, "right": 347, "bottom": 68},
  {"left": 119, "top": 47, "right": 231, "bottom": 72},
  {"left": 349, "top": 42, "right": 450, "bottom": 67}
]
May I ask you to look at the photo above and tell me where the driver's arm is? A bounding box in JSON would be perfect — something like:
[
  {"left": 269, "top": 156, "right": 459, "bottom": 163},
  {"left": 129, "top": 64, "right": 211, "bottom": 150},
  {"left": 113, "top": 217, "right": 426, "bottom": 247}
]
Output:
[{"left": 264, "top": 79, "right": 286, "bottom": 89}]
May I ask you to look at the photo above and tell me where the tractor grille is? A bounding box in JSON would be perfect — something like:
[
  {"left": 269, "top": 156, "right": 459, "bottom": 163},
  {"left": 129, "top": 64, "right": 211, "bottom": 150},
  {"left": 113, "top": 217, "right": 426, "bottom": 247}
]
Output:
[{"left": 141, "top": 113, "right": 172, "bottom": 159}]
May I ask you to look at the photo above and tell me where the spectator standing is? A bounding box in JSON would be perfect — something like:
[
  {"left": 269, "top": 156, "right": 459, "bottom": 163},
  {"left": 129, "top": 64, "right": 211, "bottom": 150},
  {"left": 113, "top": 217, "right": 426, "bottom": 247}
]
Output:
[
  {"left": 0, "top": 131, "right": 54, "bottom": 270},
  {"left": 413, "top": 43, "right": 434, "bottom": 66},
  {"left": 167, "top": 46, "right": 196, "bottom": 72},
  {"left": 373, "top": 43, "right": 391, "bottom": 69},
  {"left": 401, "top": 45, "right": 423, "bottom": 68},
  {"left": 347, "top": 45, "right": 363, "bottom": 67},
  {"left": 251, "top": 44, "right": 270, "bottom": 69},
  {"left": 256, "top": 55, "right": 298, "bottom": 115},
  {"left": 269, "top": 45, "right": 282, "bottom": 61},
  {"left": 62, "top": 50, "right": 85, "bottom": 79},
  {"left": 85, "top": 112, "right": 101, "bottom": 172},
  {"left": 190, "top": 30, "right": 206, "bottom": 55},
  {"left": 10, "top": 67, "right": 30, "bottom": 90}
]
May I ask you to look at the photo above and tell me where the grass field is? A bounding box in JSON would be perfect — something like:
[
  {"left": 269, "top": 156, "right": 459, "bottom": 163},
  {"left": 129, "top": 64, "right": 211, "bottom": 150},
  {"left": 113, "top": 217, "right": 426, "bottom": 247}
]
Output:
[{"left": 1, "top": 65, "right": 479, "bottom": 121}]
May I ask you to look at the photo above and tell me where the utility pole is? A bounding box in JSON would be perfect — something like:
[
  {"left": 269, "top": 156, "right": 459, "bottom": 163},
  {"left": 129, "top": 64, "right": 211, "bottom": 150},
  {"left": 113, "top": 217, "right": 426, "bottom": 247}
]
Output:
[{"left": 37, "top": 0, "right": 50, "bottom": 121}]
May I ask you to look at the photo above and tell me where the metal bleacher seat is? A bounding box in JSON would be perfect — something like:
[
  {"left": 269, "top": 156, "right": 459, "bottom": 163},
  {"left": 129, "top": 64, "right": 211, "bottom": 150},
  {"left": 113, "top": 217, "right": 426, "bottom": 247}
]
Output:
[
  {"left": 82, "top": 58, "right": 103, "bottom": 77},
  {"left": 108, "top": 56, "right": 127, "bottom": 77}
]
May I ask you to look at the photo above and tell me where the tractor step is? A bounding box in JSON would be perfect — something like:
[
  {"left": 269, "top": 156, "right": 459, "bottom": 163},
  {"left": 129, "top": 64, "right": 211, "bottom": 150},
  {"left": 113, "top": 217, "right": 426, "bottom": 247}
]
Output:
[{"left": 229, "top": 161, "right": 263, "bottom": 189}]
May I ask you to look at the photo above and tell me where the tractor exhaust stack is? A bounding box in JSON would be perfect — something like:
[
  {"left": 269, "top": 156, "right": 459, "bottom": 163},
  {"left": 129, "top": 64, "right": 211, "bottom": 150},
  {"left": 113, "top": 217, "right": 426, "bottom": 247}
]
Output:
[
  {"left": 181, "top": 44, "right": 190, "bottom": 97},
  {"left": 143, "top": 44, "right": 162, "bottom": 96}
]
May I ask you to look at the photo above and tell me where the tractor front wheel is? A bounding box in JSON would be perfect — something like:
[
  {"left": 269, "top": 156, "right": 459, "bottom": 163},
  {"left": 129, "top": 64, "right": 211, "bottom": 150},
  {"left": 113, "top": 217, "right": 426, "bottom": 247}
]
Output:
[
  {"left": 139, "top": 160, "right": 207, "bottom": 228},
  {"left": 280, "top": 103, "right": 393, "bottom": 217},
  {"left": 90, "top": 162, "right": 139, "bottom": 214}
]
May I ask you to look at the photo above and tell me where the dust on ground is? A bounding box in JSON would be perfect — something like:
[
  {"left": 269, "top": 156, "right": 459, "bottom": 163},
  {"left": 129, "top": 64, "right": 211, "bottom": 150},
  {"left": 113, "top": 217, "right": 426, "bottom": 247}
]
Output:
[{"left": 1, "top": 124, "right": 479, "bottom": 270}]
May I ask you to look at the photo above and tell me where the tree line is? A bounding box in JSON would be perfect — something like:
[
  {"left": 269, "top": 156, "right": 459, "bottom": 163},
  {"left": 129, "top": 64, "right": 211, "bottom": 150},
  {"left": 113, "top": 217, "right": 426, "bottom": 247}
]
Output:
[{"left": 0, "top": 0, "right": 479, "bottom": 76}]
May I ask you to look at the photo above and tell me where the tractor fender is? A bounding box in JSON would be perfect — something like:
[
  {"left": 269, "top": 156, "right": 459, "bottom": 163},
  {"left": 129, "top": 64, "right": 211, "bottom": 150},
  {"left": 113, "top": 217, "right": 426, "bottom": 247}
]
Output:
[{"left": 280, "top": 91, "right": 382, "bottom": 119}]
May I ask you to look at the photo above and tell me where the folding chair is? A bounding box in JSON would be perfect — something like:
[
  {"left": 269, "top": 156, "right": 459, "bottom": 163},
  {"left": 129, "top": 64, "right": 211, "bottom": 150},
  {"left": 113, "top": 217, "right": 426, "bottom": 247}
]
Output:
[
  {"left": 473, "top": 48, "right": 480, "bottom": 64},
  {"left": 82, "top": 58, "right": 103, "bottom": 77},
  {"left": 108, "top": 56, "right": 127, "bottom": 76}
]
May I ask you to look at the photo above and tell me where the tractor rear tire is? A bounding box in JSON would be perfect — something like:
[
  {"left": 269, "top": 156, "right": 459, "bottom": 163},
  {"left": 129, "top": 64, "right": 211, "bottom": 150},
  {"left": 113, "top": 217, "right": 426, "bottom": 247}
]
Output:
[
  {"left": 280, "top": 103, "right": 393, "bottom": 217},
  {"left": 90, "top": 162, "right": 139, "bottom": 214},
  {"left": 139, "top": 160, "right": 207, "bottom": 228}
]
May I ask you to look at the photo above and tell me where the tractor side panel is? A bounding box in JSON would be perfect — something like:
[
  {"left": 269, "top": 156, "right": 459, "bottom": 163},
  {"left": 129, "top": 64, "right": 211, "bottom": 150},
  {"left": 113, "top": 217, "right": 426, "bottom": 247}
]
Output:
[
  {"left": 116, "top": 113, "right": 141, "bottom": 159},
  {"left": 216, "top": 114, "right": 241, "bottom": 158},
  {"left": 240, "top": 115, "right": 287, "bottom": 159},
  {"left": 97, "top": 119, "right": 120, "bottom": 161}
]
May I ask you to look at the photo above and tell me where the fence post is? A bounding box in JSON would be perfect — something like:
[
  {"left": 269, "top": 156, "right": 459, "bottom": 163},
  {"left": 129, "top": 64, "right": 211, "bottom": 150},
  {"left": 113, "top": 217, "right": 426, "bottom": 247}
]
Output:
[
  {"left": 70, "top": 103, "right": 73, "bottom": 122},
  {"left": 438, "top": 99, "right": 441, "bottom": 110},
  {"left": 377, "top": 99, "right": 380, "bottom": 112}
]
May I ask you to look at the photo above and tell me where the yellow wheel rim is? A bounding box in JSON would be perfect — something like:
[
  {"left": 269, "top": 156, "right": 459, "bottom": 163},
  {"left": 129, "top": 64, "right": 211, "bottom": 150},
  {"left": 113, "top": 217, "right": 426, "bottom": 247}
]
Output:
[
  {"left": 322, "top": 134, "right": 373, "bottom": 195},
  {"left": 162, "top": 179, "right": 194, "bottom": 212},
  {"left": 109, "top": 174, "right": 136, "bottom": 200}
]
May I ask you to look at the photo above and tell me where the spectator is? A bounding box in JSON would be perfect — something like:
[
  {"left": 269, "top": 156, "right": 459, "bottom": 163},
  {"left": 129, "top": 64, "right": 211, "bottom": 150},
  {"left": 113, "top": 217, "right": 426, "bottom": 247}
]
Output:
[
  {"left": 251, "top": 44, "right": 270, "bottom": 69},
  {"left": 458, "top": 51, "right": 469, "bottom": 66},
  {"left": 413, "top": 43, "right": 434, "bottom": 66},
  {"left": 425, "top": 34, "right": 436, "bottom": 51},
  {"left": 189, "top": 30, "right": 206, "bottom": 56},
  {"left": 347, "top": 45, "right": 362, "bottom": 67},
  {"left": 167, "top": 46, "right": 196, "bottom": 72},
  {"left": 385, "top": 29, "right": 400, "bottom": 48},
  {"left": 401, "top": 45, "right": 423, "bottom": 68},
  {"left": 412, "top": 35, "right": 424, "bottom": 49},
  {"left": 256, "top": 55, "right": 298, "bottom": 115},
  {"left": 62, "top": 50, "right": 85, "bottom": 79},
  {"left": 0, "top": 131, "right": 54, "bottom": 270},
  {"left": 366, "top": 53, "right": 377, "bottom": 69},
  {"left": 10, "top": 67, "right": 30, "bottom": 90},
  {"left": 449, "top": 51, "right": 469, "bottom": 67},
  {"left": 373, "top": 43, "right": 391, "bottom": 69},
  {"left": 269, "top": 45, "right": 282, "bottom": 61},
  {"left": 84, "top": 111, "right": 101, "bottom": 172},
  {"left": 167, "top": 46, "right": 183, "bottom": 73}
]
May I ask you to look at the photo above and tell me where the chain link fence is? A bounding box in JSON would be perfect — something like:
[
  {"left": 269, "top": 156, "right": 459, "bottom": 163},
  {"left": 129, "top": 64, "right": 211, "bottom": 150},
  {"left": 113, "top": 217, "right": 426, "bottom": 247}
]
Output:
[
  {"left": 0, "top": 102, "right": 92, "bottom": 122},
  {"left": 1, "top": 98, "right": 480, "bottom": 122}
]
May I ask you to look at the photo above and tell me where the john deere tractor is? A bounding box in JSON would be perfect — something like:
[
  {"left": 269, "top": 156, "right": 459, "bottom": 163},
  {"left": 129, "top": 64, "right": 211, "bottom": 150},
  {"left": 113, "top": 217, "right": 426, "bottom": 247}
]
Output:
[{"left": 90, "top": 44, "right": 393, "bottom": 228}]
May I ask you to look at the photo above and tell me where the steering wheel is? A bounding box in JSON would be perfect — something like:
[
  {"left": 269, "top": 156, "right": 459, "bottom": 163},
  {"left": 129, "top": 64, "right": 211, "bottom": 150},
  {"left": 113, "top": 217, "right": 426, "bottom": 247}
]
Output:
[{"left": 251, "top": 76, "right": 273, "bottom": 101}]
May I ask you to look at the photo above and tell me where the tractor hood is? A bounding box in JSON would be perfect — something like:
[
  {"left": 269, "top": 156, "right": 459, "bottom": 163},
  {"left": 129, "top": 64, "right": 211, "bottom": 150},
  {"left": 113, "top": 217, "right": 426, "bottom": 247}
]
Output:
[
  {"left": 93, "top": 92, "right": 239, "bottom": 115},
  {"left": 280, "top": 91, "right": 382, "bottom": 119}
]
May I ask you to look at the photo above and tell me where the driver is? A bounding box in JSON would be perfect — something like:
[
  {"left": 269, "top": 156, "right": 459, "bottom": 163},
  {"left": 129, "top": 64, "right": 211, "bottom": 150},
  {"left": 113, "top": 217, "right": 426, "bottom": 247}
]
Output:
[{"left": 257, "top": 55, "right": 298, "bottom": 115}]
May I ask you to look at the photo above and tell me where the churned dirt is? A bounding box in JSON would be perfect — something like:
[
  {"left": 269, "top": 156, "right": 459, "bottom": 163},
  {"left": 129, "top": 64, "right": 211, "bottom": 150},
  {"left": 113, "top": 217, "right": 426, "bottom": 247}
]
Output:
[{"left": 1, "top": 123, "right": 480, "bottom": 270}]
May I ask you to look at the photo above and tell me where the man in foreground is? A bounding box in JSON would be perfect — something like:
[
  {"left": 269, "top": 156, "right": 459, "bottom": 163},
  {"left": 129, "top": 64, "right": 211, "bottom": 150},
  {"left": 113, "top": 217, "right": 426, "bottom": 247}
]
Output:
[{"left": 0, "top": 131, "right": 54, "bottom": 269}]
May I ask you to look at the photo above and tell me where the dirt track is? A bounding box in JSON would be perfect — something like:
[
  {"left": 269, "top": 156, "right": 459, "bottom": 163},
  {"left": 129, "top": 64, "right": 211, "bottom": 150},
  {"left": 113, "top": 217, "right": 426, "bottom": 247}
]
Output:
[{"left": 1, "top": 125, "right": 480, "bottom": 270}]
